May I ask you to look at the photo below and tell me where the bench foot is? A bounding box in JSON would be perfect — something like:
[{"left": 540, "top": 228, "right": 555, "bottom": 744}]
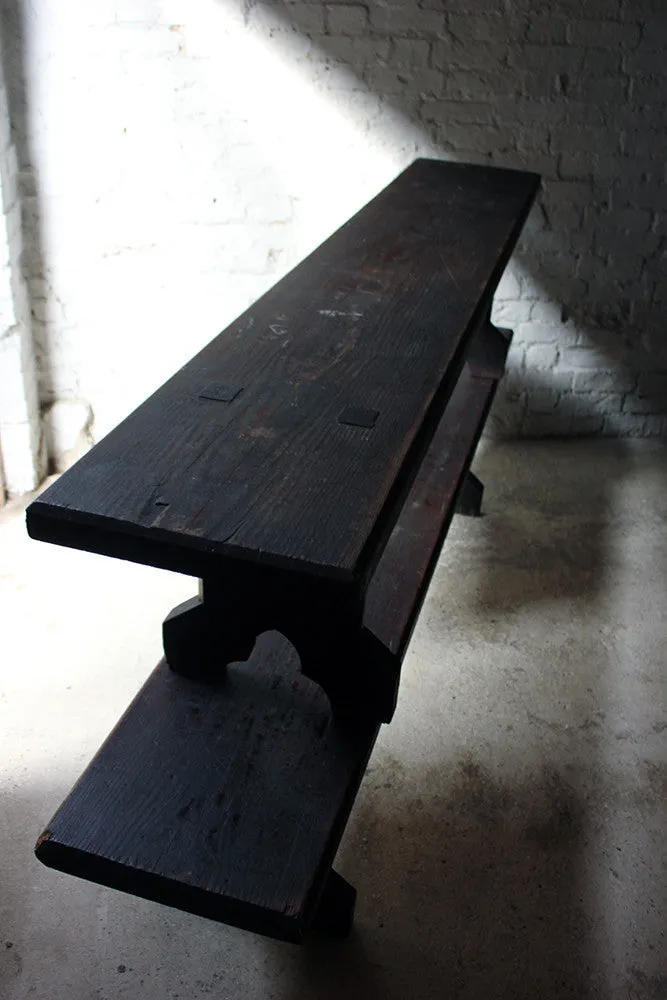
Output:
[
  {"left": 456, "top": 470, "right": 484, "bottom": 517},
  {"left": 466, "top": 321, "right": 512, "bottom": 380},
  {"left": 162, "top": 594, "right": 256, "bottom": 681},
  {"left": 310, "top": 869, "right": 357, "bottom": 938}
]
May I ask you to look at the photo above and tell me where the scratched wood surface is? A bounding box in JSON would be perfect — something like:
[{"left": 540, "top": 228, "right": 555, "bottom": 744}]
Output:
[
  {"left": 27, "top": 159, "right": 539, "bottom": 589},
  {"left": 35, "top": 360, "right": 502, "bottom": 941},
  {"left": 36, "top": 637, "right": 380, "bottom": 943}
]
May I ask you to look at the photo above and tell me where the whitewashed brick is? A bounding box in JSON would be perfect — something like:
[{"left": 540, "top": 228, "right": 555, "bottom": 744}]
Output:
[
  {"left": 389, "top": 38, "right": 430, "bottom": 67},
  {"left": 0, "top": 421, "right": 39, "bottom": 496},
  {"left": 448, "top": 13, "right": 526, "bottom": 44},
  {"left": 420, "top": 100, "right": 490, "bottom": 124},
  {"left": 643, "top": 415, "right": 667, "bottom": 436},
  {"left": 445, "top": 69, "right": 514, "bottom": 101},
  {"left": 623, "top": 47, "right": 667, "bottom": 75},
  {"left": 366, "top": 66, "right": 444, "bottom": 97},
  {"left": 551, "top": 127, "right": 622, "bottom": 157},
  {"left": 0, "top": 61, "right": 41, "bottom": 496},
  {"left": 435, "top": 124, "right": 515, "bottom": 154},
  {"left": 369, "top": 6, "right": 444, "bottom": 37},
  {"left": 571, "top": 413, "right": 605, "bottom": 435},
  {"left": 43, "top": 399, "right": 93, "bottom": 473},
  {"left": 495, "top": 269, "right": 521, "bottom": 300},
  {"left": 614, "top": 207, "right": 654, "bottom": 233},
  {"left": 543, "top": 369, "right": 575, "bottom": 393},
  {"left": 285, "top": 3, "right": 327, "bottom": 33},
  {"left": 518, "top": 321, "right": 561, "bottom": 344},
  {"left": 573, "top": 371, "right": 629, "bottom": 393},
  {"left": 429, "top": 37, "right": 457, "bottom": 69},
  {"left": 510, "top": 44, "right": 585, "bottom": 75},
  {"left": 323, "top": 35, "right": 390, "bottom": 63},
  {"left": 579, "top": 49, "right": 624, "bottom": 76},
  {"left": 559, "top": 347, "right": 616, "bottom": 370},
  {"left": 530, "top": 299, "right": 568, "bottom": 324},
  {"left": 566, "top": 75, "right": 629, "bottom": 105},
  {"left": 326, "top": 4, "right": 368, "bottom": 35},
  {"left": 526, "top": 344, "right": 559, "bottom": 370},
  {"left": 567, "top": 19, "right": 641, "bottom": 48},
  {"left": 620, "top": 129, "right": 667, "bottom": 163},
  {"left": 636, "top": 371, "right": 667, "bottom": 396},
  {"left": 451, "top": 43, "right": 510, "bottom": 72},
  {"left": 493, "top": 98, "right": 569, "bottom": 128},
  {"left": 319, "top": 62, "right": 365, "bottom": 90},
  {"left": 622, "top": 395, "right": 664, "bottom": 415},
  {"left": 637, "top": 17, "right": 667, "bottom": 50},
  {"left": 0, "top": 0, "right": 661, "bottom": 453},
  {"left": 526, "top": 17, "right": 567, "bottom": 44},
  {"left": 559, "top": 152, "right": 595, "bottom": 182},
  {"left": 523, "top": 412, "right": 572, "bottom": 435},
  {"left": 492, "top": 299, "right": 532, "bottom": 326},
  {"left": 528, "top": 388, "right": 561, "bottom": 412},
  {"left": 511, "top": 0, "right": 622, "bottom": 20},
  {"left": 590, "top": 392, "right": 623, "bottom": 414},
  {"left": 626, "top": 76, "right": 666, "bottom": 107}
]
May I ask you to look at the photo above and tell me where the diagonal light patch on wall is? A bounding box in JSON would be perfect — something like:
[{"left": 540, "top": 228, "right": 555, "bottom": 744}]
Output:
[
  {"left": 5, "top": 0, "right": 666, "bottom": 454},
  {"left": 218, "top": 0, "right": 667, "bottom": 440}
]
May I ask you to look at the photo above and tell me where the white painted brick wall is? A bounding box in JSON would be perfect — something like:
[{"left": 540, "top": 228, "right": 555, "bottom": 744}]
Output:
[
  {"left": 1, "top": 0, "right": 665, "bottom": 447},
  {"left": 0, "top": 32, "right": 42, "bottom": 500}
]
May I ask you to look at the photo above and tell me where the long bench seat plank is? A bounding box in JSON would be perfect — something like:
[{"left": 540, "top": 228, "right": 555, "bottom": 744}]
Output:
[
  {"left": 365, "top": 367, "right": 499, "bottom": 658},
  {"left": 37, "top": 640, "right": 379, "bottom": 944},
  {"left": 35, "top": 357, "right": 503, "bottom": 942},
  {"left": 27, "top": 159, "right": 538, "bottom": 592}
]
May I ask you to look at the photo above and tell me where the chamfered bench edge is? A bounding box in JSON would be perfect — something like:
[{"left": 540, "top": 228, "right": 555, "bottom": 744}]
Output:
[{"left": 35, "top": 836, "right": 307, "bottom": 943}]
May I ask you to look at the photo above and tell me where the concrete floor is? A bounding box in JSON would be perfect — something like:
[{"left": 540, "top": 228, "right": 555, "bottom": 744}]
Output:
[{"left": 1, "top": 441, "right": 665, "bottom": 1000}]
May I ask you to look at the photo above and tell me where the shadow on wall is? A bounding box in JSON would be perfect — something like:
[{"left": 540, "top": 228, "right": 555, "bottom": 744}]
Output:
[
  {"left": 242, "top": 0, "right": 667, "bottom": 437},
  {"left": 0, "top": 0, "right": 666, "bottom": 442}
]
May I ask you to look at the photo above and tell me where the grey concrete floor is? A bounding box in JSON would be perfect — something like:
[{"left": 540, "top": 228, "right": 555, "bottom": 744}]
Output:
[{"left": 1, "top": 441, "right": 665, "bottom": 1000}]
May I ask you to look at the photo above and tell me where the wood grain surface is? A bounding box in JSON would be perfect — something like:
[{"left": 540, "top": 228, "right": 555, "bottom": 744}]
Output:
[
  {"left": 365, "top": 358, "right": 501, "bottom": 659},
  {"left": 35, "top": 352, "right": 504, "bottom": 940},
  {"left": 36, "top": 637, "right": 379, "bottom": 943},
  {"left": 31, "top": 160, "right": 538, "bottom": 941},
  {"left": 27, "top": 159, "right": 539, "bottom": 592}
]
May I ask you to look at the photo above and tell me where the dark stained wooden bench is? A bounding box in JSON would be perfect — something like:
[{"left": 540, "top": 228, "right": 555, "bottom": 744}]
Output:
[{"left": 28, "top": 158, "right": 539, "bottom": 942}]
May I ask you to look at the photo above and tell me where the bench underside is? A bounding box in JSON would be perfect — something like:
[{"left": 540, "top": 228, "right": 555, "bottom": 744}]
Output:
[{"left": 36, "top": 358, "right": 502, "bottom": 942}]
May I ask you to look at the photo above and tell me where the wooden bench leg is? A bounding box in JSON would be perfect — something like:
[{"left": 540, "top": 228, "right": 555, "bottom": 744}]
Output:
[
  {"left": 162, "top": 594, "right": 256, "bottom": 682},
  {"left": 456, "top": 471, "right": 484, "bottom": 517},
  {"left": 163, "top": 578, "right": 402, "bottom": 724},
  {"left": 310, "top": 869, "right": 357, "bottom": 938},
  {"left": 466, "top": 320, "right": 512, "bottom": 380}
]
